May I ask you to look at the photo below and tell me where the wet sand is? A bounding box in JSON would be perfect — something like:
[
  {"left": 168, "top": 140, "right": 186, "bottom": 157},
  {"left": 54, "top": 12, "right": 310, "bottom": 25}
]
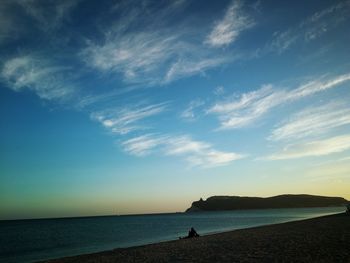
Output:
[{"left": 43, "top": 212, "right": 350, "bottom": 263}]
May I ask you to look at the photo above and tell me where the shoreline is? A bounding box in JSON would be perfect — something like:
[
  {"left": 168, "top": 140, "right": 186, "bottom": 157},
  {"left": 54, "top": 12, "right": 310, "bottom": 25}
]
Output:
[
  {"left": 2, "top": 205, "right": 344, "bottom": 222},
  {"left": 42, "top": 212, "right": 350, "bottom": 263}
]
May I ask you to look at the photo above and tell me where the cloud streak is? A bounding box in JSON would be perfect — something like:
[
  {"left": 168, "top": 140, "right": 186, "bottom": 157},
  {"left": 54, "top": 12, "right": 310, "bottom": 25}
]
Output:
[
  {"left": 208, "top": 73, "right": 350, "bottom": 130},
  {"left": 1, "top": 55, "right": 75, "bottom": 101},
  {"left": 91, "top": 102, "right": 169, "bottom": 135},
  {"left": 180, "top": 99, "right": 205, "bottom": 121},
  {"left": 80, "top": 1, "right": 233, "bottom": 86},
  {"left": 122, "top": 134, "right": 245, "bottom": 168},
  {"left": 264, "top": 134, "right": 350, "bottom": 160},
  {"left": 269, "top": 101, "right": 350, "bottom": 141},
  {"left": 266, "top": 0, "right": 350, "bottom": 53},
  {"left": 82, "top": 32, "right": 179, "bottom": 84},
  {"left": 82, "top": 30, "right": 230, "bottom": 85},
  {"left": 122, "top": 134, "right": 167, "bottom": 156},
  {"left": 205, "top": 0, "right": 254, "bottom": 47},
  {"left": 17, "top": 0, "right": 80, "bottom": 31}
]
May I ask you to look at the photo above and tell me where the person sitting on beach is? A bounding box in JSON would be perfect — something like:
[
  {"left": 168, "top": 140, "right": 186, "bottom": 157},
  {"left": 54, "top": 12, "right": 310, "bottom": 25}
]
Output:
[
  {"left": 179, "top": 227, "right": 200, "bottom": 239},
  {"left": 188, "top": 227, "right": 200, "bottom": 238}
]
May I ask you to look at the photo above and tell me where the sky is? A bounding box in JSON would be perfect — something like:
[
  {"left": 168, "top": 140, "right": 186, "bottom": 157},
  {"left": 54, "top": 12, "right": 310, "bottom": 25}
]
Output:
[{"left": 0, "top": 0, "right": 350, "bottom": 220}]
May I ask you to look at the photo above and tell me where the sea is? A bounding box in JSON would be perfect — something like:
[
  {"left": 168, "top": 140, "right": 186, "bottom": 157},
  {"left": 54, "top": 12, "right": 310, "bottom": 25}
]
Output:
[{"left": 0, "top": 206, "right": 345, "bottom": 263}]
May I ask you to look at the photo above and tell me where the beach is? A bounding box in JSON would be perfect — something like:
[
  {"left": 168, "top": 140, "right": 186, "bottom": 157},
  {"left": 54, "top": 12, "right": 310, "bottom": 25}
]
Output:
[{"left": 43, "top": 212, "right": 350, "bottom": 263}]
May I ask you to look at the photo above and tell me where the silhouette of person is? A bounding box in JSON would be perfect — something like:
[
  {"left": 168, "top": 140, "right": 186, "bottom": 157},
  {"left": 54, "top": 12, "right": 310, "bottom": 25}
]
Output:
[
  {"left": 179, "top": 227, "right": 200, "bottom": 239},
  {"left": 188, "top": 227, "right": 200, "bottom": 238}
]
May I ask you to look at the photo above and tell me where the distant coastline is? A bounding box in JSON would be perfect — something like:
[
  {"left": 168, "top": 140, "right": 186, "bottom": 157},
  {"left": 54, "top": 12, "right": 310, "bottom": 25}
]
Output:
[{"left": 186, "top": 194, "right": 348, "bottom": 212}]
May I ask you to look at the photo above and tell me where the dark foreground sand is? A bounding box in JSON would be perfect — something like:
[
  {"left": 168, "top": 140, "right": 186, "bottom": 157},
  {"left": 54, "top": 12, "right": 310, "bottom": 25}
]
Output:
[{"left": 44, "top": 213, "right": 350, "bottom": 263}]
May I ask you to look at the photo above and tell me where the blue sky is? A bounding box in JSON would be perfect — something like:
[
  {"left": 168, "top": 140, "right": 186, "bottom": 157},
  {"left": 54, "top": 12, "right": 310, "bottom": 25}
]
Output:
[{"left": 1, "top": 0, "right": 350, "bottom": 219}]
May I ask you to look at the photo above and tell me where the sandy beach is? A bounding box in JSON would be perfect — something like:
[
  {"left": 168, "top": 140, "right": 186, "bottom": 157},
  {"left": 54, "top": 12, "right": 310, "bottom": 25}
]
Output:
[{"left": 42, "top": 212, "right": 350, "bottom": 263}]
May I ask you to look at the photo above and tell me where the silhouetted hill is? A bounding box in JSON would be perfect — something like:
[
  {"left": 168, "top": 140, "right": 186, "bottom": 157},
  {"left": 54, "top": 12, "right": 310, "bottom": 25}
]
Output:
[{"left": 186, "top": 194, "right": 348, "bottom": 212}]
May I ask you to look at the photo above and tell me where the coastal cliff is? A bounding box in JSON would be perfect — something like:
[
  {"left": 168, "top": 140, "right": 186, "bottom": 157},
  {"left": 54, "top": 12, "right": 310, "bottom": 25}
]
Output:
[{"left": 186, "top": 194, "right": 348, "bottom": 212}]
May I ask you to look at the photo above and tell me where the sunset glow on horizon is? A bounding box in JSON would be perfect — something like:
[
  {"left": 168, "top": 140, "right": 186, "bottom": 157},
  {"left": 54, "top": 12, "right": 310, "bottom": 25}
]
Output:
[{"left": 1, "top": 0, "right": 350, "bottom": 220}]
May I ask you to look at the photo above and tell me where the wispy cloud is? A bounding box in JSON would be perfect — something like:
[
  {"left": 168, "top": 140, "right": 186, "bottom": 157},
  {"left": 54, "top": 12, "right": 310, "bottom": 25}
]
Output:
[
  {"left": 265, "top": 134, "right": 350, "bottom": 160},
  {"left": 287, "top": 73, "right": 350, "bottom": 100},
  {"left": 205, "top": 0, "right": 254, "bottom": 48},
  {"left": 17, "top": 0, "right": 80, "bottom": 31},
  {"left": 0, "top": 0, "right": 80, "bottom": 45},
  {"left": 122, "top": 134, "right": 167, "bottom": 156},
  {"left": 163, "top": 135, "right": 246, "bottom": 168},
  {"left": 266, "top": 1, "right": 350, "bottom": 53},
  {"left": 180, "top": 99, "right": 205, "bottom": 121},
  {"left": 122, "top": 134, "right": 245, "bottom": 168},
  {"left": 1, "top": 55, "right": 75, "bottom": 101},
  {"left": 164, "top": 56, "right": 229, "bottom": 84},
  {"left": 91, "top": 102, "right": 169, "bottom": 135},
  {"left": 302, "top": 0, "right": 350, "bottom": 41},
  {"left": 311, "top": 156, "right": 350, "bottom": 168},
  {"left": 208, "top": 84, "right": 281, "bottom": 129},
  {"left": 82, "top": 30, "right": 230, "bottom": 85},
  {"left": 82, "top": 32, "right": 179, "bottom": 84},
  {"left": 269, "top": 101, "right": 350, "bottom": 141},
  {"left": 214, "top": 85, "right": 225, "bottom": 96},
  {"left": 208, "top": 73, "right": 350, "bottom": 130},
  {"left": 81, "top": 1, "right": 232, "bottom": 86},
  {"left": 268, "top": 30, "right": 298, "bottom": 54}
]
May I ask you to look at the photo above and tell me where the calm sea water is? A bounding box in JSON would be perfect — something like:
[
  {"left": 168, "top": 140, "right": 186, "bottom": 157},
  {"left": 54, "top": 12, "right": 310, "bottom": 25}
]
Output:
[{"left": 0, "top": 207, "right": 345, "bottom": 263}]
